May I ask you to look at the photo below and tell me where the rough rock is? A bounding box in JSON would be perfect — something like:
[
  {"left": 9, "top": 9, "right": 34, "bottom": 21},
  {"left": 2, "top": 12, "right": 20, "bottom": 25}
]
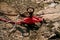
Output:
[
  {"left": 0, "top": 2, "right": 18, "bottom": 16},
  {"left": 0, "top": 0, "right": 60, "bottom": 40}
]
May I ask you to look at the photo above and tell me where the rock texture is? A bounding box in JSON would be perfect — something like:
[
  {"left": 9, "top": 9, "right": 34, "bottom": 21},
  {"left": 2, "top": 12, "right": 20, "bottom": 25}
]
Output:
[{"left": 0, "top": 0, "right": 60, "bottom": 40}]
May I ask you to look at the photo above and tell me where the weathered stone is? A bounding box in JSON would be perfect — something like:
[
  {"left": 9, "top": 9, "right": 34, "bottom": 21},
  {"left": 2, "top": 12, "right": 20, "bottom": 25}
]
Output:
[{"left": 0, "top": 0, "right": 60, "bottom": 40}]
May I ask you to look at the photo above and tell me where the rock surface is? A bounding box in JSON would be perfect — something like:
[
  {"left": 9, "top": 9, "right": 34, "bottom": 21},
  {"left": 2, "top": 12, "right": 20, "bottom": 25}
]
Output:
[{"left": 0, "top": 0, "right": 60, "bottom": 40}]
